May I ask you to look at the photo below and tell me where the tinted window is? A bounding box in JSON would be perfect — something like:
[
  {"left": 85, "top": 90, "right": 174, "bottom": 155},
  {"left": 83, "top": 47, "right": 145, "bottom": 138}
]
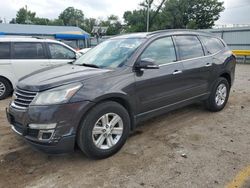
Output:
[
  {"left": 174, "top": 36, "right": 204, "bottom": 60},
  {"left": 13, "top": 42, "right": 46, "bottom": 59},
  {"left": 48, "top": 43, "right": 76, "bottom": 59},
  {"left": 199, "top": 36, "right": 225, "bottom": 54},
  {"left": 141, "top": 37, "right": 176, "bottom": 65},
  {"left": 0, "top": 43, "right": 10, "bottom": 59}
]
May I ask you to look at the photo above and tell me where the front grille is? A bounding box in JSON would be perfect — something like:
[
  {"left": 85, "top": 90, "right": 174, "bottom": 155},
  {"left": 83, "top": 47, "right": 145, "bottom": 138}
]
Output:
[
  {"left": 27, "top": 128, "right": 39, "bottom": 138},
  {"left": 12, "top": 88, "right": 37, "bottom": 109}
]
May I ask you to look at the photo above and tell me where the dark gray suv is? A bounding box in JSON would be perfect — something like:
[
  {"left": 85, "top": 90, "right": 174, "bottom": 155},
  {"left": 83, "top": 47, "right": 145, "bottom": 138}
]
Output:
[{"left": 6, "top": 30, "right": 236, "bottom": 159}]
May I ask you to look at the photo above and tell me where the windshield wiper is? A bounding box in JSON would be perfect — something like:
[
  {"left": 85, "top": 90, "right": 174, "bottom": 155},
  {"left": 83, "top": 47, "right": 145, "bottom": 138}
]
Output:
[{"left": 81, "top": 63, "right": 100, "bottom": 68}]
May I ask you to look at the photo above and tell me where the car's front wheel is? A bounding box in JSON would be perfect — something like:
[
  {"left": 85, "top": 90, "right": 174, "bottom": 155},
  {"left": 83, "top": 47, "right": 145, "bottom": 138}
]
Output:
[
  {"left": 205, "top": 77, "right": 230, "bottom": 112},
  {"left": 77, "top": 101, "right": 130, "bottom": 159}
]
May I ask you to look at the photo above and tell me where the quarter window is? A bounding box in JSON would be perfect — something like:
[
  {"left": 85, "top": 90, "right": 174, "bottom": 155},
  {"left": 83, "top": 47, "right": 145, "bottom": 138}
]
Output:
[
  {"left": 0, "top": 42, "right": 10, "bottom": 59},
  {"left": 140, "top": 37, "right": 176, "bottom": 65},
  {"left": 13, "top": 42, "right": 46, "bottom": 59},
  {"left": 199, "top": 36, "right": 225, "bottom": 54},
  {"left": 174, "top": 35, "right": 204, "bottom": 60},
  {"left": 48, "top": 43, "right": 76, "bottom": 59}
]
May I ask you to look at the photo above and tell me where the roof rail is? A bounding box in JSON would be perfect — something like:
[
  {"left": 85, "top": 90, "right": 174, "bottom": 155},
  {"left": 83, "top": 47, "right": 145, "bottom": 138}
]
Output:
[{"left": 147, "top": 29, "right": 212, "bottom": 36}]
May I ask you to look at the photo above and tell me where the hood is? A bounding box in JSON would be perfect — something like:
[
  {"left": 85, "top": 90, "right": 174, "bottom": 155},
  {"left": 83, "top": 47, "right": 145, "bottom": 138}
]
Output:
[{"left": 18, "top": 64, "right": 112, "bottom": 91}]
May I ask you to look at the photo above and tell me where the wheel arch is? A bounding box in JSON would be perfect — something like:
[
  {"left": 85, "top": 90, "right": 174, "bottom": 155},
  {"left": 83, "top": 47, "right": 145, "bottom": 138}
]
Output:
[
  {"left": 77, "top": 93, "right": 136, "bottom": 132},
  {"left": 219, "top": 72, "right": 231, "bottom": 87},
  {"left": 93, "top": 94, "right": 136, "bottom": 131},
  {"left": 0, "top": 75, "right": 14, "bottom": 91}
]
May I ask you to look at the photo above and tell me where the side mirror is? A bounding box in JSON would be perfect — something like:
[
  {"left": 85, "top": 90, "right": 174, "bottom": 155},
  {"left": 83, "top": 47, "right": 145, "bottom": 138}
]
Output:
[
  {"left": 75, "top": 53, "right": 82, "bottom": 59},
  {"left": 135, "top": 58, "right": 159, "bottom": 70}
]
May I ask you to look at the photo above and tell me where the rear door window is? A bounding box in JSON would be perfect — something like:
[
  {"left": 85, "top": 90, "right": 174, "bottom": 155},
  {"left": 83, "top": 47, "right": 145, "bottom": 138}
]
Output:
[
  {"left": 48, "top": 43, "right": 76, "bottom": 59},
  {"left": 0, "top": 42, "right": 10, "bottom": 59},
  {"left": 199, "top": 36, "right": 225, "bottom": 54},
  {"left": 140, "top": 37, "right": 176, "bottom": 65},
  {"left": 13, "top": 42, "right": 46, "bottom": 59},
  {"left": 174, "top": 35, "right": 204, "bottom": 60}
]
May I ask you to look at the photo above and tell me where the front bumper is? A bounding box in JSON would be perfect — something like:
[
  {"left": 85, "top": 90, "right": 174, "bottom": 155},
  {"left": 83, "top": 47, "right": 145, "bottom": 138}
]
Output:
[{"left": 6, "top": 100, "right": 94, "bottom": 154}]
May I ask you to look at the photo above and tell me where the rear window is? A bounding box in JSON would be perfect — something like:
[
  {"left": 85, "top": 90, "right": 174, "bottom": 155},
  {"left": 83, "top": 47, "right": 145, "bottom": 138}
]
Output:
[
  {"left": 13, "top": 42, "right": 46, "bottom": 59},
  {"left": 174, "top": 35, "right": 204, "bottom": 60},
  {"left": 0, "top": 42, "right": 10, "bottom": 59},
  {"left": 199, "top": 36, "right": 225, "bottom": 54}
]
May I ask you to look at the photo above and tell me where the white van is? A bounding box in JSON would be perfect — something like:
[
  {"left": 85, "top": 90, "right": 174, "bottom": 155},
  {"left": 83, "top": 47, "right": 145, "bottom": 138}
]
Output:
[{"left": 0, "top": 37, "right": 81, "bottom": 99}]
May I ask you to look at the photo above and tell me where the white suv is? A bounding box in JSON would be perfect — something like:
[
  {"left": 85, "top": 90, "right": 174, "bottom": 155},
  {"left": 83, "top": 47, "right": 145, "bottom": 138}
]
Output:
[{"left": 0, "top": 37, "right": 81, "bottom": 99}]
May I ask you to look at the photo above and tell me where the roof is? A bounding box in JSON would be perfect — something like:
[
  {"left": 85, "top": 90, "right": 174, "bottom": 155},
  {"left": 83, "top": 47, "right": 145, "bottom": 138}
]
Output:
[
  {"left": 0, "top": 37, "right": 59, "bottom": 42},
  {"left": 0, "top": 23, "right": 89, "bottom": 37},
  {"left": 112, "top": 29, "right": 215, "bottom": 40},
  {"left": 0, "top": 37, "right": 77, "bottom": 52}
]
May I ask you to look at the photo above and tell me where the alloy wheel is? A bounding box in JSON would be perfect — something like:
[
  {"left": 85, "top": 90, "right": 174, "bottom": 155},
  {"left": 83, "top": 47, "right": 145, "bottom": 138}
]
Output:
[
  {"left": 0, "top": 82, "right": 6, "bottom": 97},
  {"left": 215, "top": 83, "right": 227, "bottom": 106},
  {"left": 92, "top": 113, "right": 123, "bottom": 150}
]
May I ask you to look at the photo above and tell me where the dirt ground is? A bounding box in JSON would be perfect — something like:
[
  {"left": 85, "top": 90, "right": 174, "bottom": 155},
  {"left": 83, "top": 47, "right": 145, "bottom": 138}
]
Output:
[{"left": 0, "top": 64, "right": 250, "bottom": 188}]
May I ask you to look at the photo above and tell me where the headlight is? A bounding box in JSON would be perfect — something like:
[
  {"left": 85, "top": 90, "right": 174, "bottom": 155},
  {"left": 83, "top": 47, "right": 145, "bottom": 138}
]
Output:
[{"left": 32, "top": 83, "right": 82, "bottom": 105}]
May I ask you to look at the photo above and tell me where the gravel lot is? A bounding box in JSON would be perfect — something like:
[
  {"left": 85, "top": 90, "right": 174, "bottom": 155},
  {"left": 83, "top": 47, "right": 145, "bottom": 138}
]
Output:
[{"left": 0, "top": 64, "right": 250, "bottom": 188}]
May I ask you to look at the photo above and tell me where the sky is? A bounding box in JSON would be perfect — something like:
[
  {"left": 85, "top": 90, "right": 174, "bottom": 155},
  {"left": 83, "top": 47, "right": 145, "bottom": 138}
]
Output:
[{"left": 0, "top": 0, "right": 250, "bottom": 25}]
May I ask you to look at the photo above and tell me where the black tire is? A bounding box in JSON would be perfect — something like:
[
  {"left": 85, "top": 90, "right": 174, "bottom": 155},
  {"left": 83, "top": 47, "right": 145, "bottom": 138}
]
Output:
[
  {"left": 205, "top": 77, "right": 230, "bottom": 112},
  {"left": 77, "top": 101, "right": 130, "bottom": 159},
  {"left": 0, "top": 77, "right": 12, "bottom": 100}
]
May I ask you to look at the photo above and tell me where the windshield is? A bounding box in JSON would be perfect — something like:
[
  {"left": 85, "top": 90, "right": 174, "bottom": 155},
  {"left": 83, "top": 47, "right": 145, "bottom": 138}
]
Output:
[{"left": 74, "top": 38, "right": 145, "bottom": 68}]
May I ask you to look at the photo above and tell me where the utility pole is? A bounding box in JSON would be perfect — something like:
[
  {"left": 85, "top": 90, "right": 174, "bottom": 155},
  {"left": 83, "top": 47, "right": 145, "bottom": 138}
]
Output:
[{"left": 146, "top": 0, "right": 150, "bottom": 32}]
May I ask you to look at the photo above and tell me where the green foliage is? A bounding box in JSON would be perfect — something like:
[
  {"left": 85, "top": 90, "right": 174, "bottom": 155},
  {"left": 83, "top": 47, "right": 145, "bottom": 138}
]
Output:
[
  {"left": 83, "top": 18, "right": 97, "bottom": 33},
  {"left": 187, "top": 0, "right": 225, "bottom": 29},
  {"left": 48, "top": 19, "right": 64, "bottom": 26},
  {"left": 123, "top": 10, "right": 147, "bottom": 32},
  {"left": 59, "top": 7, "right": 84, "bottom": 26},
  {"left": 123, "top": 0, "right": 224, "bottom": 32},
  {"left": 33, "top": 17, "right": 50, "bottom": 25},
  {"left": 16, "top": 7, "right": 36, "bottom": 24},
  {"left": 100, "top": 15, "right": 122, "bottom": 35}
]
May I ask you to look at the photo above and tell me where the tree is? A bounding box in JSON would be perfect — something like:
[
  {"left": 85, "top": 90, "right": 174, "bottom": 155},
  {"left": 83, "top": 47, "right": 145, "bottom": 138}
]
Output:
[
  {"left": 33, "top": 17, "right": 50, "bottom": 25},
  {"left": 123, "top": 10, "right": 147, "bottom": 32},
  {"left": 59, "top": 7, "right": 84, "bottom": 26},
  {"left": 101, "top": 15, "right": 122, "bottom": 35},
  {"left": 187, "top": 0, "right": 225, "bottom": 29},
  {"left": 16, "top": 7, "right": 36, "bottom": 24},
  {"left": 9, "top": 18, "right": 16, "bottom": 24},
  {"left": 160, "top": 0, "right": 224, "bottom": 29},
  {"left": 48, "top": 19, "right": 64, "bottom": 26},
  {"left": 84, "top": 18, "right": 97, "bottom": 33}
]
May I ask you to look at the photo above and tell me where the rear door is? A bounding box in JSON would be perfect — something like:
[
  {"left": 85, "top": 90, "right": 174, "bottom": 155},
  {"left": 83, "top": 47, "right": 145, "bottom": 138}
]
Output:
[
  {"left": 47, "top": 43, "right": 76, "bottom": 66},
  {"left": 11, "top": 42, "right": 49, "bottom": 80},
  {"left": 135, "top": 36, "right": 185, "bottom": 114},
  {"left": 173, "top": 35, "right": 212, "bottom": 98}
]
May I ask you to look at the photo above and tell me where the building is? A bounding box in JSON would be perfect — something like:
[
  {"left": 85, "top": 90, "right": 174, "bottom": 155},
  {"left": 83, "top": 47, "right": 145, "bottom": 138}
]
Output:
[
  {"left": 205, "top": 26, "right": 250, "bottom": 50},
  {"left": 0, "top": 23, "right": 90, "bottom": 49}
]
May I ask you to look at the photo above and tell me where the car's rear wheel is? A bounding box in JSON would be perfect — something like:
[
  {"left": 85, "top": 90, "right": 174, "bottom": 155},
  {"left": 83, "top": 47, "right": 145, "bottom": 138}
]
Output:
[
  {"left": 77, "top": 101, "right": 130, "bottom": 159},
  {"left": 205, "top": 77, "right": 230, "bottom": 112},
  {"left": 0, "top": 78, "right": 12, "bottom": 100}
]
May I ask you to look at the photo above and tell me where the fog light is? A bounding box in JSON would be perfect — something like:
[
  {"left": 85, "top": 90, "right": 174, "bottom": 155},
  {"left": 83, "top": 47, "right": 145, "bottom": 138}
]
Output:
[
  {"left": 29, "top": 123, "right": 57, "bottom": 130},
  {"left": 42, "top": 132, "right": 52, "bottom": 139},
  {"left": 38, "top": 130, "right": 54, "bottom": 141}
]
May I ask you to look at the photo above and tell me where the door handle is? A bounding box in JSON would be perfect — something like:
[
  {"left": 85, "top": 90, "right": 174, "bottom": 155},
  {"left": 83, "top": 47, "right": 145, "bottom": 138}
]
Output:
[
  {"left": 173, "top": 70, "right": 182, "bottom": 75},
  {"left": 205, "top": 63, "right": 212, "bottom": 67}
]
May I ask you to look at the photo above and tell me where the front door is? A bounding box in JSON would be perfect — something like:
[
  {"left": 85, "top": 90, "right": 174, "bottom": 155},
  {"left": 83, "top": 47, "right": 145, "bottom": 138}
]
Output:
[
  {"left": 47, "top": 43, "right": 76, "bottom": 66},
  {"left": 134, "top": 36, "right": 185, "bottom": 115}
]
